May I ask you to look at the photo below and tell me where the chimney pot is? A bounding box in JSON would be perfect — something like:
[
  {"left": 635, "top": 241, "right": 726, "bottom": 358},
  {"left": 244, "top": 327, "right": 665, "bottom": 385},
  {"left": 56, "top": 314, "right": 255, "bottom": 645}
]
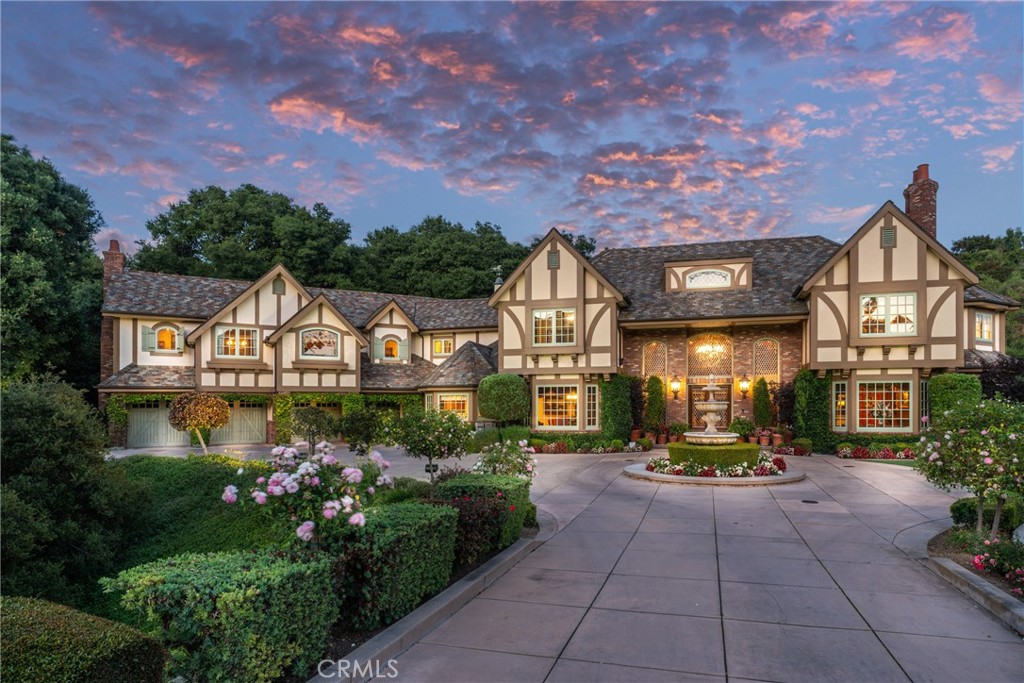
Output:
[
  {"left": 903, "top": 164, "right": 938, "bottom": 240},
  {"left": 109, "top": 239, "right": 120, "bottom": 252}
]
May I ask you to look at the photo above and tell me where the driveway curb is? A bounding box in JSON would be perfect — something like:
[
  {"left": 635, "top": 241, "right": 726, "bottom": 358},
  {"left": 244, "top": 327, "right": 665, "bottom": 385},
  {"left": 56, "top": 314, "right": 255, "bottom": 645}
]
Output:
[
  {"left": 927, "top": 556, "right": 1024, "bottom": 636},
  {"left": 308, "top": 510, "right": 558, "bottom": 683}
]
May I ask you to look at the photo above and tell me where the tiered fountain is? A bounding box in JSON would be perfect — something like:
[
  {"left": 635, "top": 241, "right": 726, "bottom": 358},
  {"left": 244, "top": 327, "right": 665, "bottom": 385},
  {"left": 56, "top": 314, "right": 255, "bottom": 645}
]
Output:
[{"left": 683, "top": 375, "right": 739, "bottom": 446}]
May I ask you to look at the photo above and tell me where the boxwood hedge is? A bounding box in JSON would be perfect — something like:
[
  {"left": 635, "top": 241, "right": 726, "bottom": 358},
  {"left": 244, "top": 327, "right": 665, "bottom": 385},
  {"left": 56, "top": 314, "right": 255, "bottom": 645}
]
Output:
[
  {"left": 435, "top": 474, "right": 531, "bottom": 548},
  {"left": 667, "top": 443, "right": 762, "bottom": 467}
]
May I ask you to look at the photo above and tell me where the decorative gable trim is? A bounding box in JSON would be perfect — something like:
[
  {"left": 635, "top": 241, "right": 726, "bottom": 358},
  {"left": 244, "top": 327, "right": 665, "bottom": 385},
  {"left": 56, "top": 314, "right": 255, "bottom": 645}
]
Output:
[
  {"left": 364, "top": 299, "right": 419, "bottom": 333},
  {"left": 797, "top": 201, "right": 978, "bottom": 298},
  {"left": 487, "top": 228, "right": 626, "bottom": 307},
  {"left": 265, "top": 294, "right": 369, "bottom": 347},
  {"left": 185, "top": 264, "right": 312, "bottom": 344}
]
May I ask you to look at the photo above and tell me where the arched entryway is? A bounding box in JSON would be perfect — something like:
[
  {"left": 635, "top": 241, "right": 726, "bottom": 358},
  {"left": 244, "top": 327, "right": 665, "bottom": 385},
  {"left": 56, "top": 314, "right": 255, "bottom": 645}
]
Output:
[{"left": 687, "top": 333, "right": 733, "bottom": 428}]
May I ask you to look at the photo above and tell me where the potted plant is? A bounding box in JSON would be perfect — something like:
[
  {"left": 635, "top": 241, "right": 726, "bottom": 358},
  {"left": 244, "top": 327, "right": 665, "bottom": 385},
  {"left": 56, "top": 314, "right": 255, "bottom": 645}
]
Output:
[
  {"left": 656, "top": 424, "right": 668, "bottom": 445},
  {"left": 728, "top": 417, "right": 755, "bottom": 444},
  {"left": 668, "top": 422, "right": 688, "bottom": 443},
  {"left": 630, "top": 425, "right": 642, "bottom": 442},
  {"left": 771, "top": 431, "right": 784, "bottom": 447},
  {"left": 756, "top": 428, "right": 772, "bottom": 447}
]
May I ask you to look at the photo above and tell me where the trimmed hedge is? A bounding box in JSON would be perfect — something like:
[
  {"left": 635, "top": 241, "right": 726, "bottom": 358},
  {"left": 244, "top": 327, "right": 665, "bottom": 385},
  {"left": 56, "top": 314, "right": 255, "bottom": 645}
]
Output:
[
  {"left": 930, "top": 373, "right": 983, "bottom": 418},
  {"left": 0, "top": 597, "right": 166, "bottom": 683},
  {"left": 600, "top": 374, "right": 633, "bottom": 442},
  {"left": 791, "top": 438, "right": 813, "bottom": 453},
  {"left": 435, "top": 474, "right": 530, "bottom": 548},
  {"left": 429, "top": 496, "right": 508, "bottom": 566},
  {"left": 794, "top": 369, "right": 836, "bottom": 453},
  {"left": 831, "top": 434, "right": 921, "bottom": 451},
  {"left": 336, "top": 502, "right": 458, "bottom": 631},
  {"left": 103, "top": 550, "right": 336, "bottom": 683},
  {"left": 471, "top": 426, "right": 532, "bottom": 452},
  {"left": 667, "top": 443, "right": 762, "bottom": 467},
  {"left": 950, "top": 497, "right": 1024, "bottom": 534}
]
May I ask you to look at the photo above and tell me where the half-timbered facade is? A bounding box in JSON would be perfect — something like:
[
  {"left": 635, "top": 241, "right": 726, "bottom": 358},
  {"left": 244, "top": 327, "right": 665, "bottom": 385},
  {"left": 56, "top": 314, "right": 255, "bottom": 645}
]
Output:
[{"left": 99, "top": 164, "right": 1019, "bottom": 446}]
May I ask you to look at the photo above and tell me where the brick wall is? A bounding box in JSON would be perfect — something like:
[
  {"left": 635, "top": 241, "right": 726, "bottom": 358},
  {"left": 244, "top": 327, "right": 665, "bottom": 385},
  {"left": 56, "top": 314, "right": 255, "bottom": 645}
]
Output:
[
  {"left": 100, "top": 240, "right": 125, "bottom": 384},
  {"left": 621, "top": 324, "right": 804, "bottom": 427}
]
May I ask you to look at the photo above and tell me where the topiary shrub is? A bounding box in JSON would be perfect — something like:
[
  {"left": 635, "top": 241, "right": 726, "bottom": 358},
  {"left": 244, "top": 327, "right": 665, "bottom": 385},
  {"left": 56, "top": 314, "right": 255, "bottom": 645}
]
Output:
[
  {"left": 929, "top": 373, "right": 983, "bottom": 419},
  {"left": 168, "top": 392, "right": 231, "bottom": 456},
  {"left": 600, "top": 374, "right": 633, "bottom": 442},
  {"left": 793, "top": 369, "right": 835, "bottom": 453},
  {"left": 477, "top": 374, "right": 530, "bottom": 439},
  {"left": 435, "top": 474, "right": 530, "bottom": 549},
  {"left": 667, "top": 443, "right": 762, "bottom": 467},
  {"left": 643, "top": 375, "right": 666, "bottom": 432},
  {"left": 103, "top": 550, "right": 335, "bottom": 682},
  {"left": 396, "top": 409, "right": 473, "bottom": 481},
  {"left": 335, "top": 502, "right": 458, "bottom": 630},
  {"left": 0, "top": 596, "right": 167, "bottom": 683},
  {"left": 753, "top": 377, "right": 773, "bottom": 428}
]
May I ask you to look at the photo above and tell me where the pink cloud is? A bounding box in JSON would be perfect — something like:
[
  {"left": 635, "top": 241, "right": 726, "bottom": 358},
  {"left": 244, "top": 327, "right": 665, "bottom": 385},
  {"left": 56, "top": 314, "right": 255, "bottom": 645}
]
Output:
[
  {"left": 806, "top": 203, "right": 876, "bottom": 226},
  {"left": 813, "top": 68, "right": 897, "bottom": 92},
  {"left": 980, "top": 143, "right": 1021, "bottom": 173},
  {"left": 891, "top": 8, "right": 977, "bottom": 63}
]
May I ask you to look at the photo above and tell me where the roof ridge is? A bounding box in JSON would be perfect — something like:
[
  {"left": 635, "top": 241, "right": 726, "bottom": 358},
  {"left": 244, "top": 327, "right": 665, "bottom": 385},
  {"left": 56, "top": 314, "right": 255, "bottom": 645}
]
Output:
[{"left": 595, "top": 234, "right": 839, "bottom": 257}]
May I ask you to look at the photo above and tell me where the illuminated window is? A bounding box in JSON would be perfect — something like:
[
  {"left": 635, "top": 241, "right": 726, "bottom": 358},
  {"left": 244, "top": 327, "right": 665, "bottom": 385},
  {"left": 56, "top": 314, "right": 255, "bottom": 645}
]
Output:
[
  {"left": 535, "top": 385, "right": 579, "bottom": 429},
  {"left": 860, "top": 294, "right": 916, "bottom": 336},
  {"left": 975, "top": 312, "right": 994, "bottom": 343},
  {"left": 301, "top": 329, "right": 340, "bottom": 359},
  {"left": 384, "top": 339, "right": 399, "bottom": 358},
  {"left": 857, "top": 382, "right": 911, "bottom": 431},
  {"left": 433, "top": 338, "right": 454, "bottom": 355},
  {"left": 216, "top": 326, "right": 258, "bottom": 358},
  {"left": 920, "top": 380, "right": 930, "bottom": 422},
  {"left": 687, "top": 269, "right": 731, "bottom": 289},
  {"left": 832, "top": 381, "right": 847, "bottom": 431},
  {"left": 585, "top": 385, "right": 599, "bottom": 430},
  {"left": 533, "top": 309, "right": 575, "bottom": 346},
  {"left": 156, "top": 326, "right": 177, "bottom": 350},
  {"left": 438, "top": 394, "right": 469, "bottom": 420}
]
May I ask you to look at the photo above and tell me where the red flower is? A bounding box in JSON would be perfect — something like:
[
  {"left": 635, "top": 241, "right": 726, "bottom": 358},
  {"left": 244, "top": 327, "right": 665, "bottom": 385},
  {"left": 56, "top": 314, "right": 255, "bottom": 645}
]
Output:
[{"left": 509, "top": 505, "right": 516, "bottom": 511}]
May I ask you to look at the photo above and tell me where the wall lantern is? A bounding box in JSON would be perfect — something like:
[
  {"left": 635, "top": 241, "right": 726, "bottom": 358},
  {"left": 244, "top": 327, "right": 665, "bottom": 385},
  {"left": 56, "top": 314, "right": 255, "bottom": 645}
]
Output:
[
  {"left": 738, "top": 373, "right": 751, "bottom": 399},
  {"left": 669, "top": 376, "right": 682, "bottom": 400}
]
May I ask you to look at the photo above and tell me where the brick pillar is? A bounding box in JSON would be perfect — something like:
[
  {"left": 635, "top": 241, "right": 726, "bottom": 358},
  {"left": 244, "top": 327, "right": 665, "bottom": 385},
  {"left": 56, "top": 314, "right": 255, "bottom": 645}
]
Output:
[
  {"left": 903, "top": 164, "right": 938, "bottom": 239},
  {"left": 100, "top": 240, "right": 125, "bottom": 383}
]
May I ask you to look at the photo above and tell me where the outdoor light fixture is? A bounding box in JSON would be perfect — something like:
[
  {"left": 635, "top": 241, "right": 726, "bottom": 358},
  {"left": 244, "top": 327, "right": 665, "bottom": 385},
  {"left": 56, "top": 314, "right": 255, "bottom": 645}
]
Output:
[
  {"left": 669, "top": 376, "right": 681, "bottom": 400},
  {"left": 738, "top": 373, "right": 751, "bottom": 399}
]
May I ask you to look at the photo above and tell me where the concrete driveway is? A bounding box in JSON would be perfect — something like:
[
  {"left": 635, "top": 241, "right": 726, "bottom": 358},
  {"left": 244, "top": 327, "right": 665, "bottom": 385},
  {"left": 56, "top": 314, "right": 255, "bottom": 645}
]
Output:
[{"left": 387, "top": 454, "right": 1023, "bottom": 683}]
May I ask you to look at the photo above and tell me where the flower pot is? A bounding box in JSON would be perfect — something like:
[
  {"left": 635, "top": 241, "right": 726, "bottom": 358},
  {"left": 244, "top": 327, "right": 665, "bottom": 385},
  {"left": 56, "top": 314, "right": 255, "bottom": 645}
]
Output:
[
  {"left": 759, "top": 436, "right": 770, "bottom": 446},
  {"left": 748, "top": 435, "right": 758, "bottom": 444},
  {"left": 772, "top": 434, "right": 784, "bottom": 446},
  {"left": 645, "top": 431, "right": 656, "bottom": 441},
  {"left": 668, "top": 435, "right": 679, "bottom": 443},
  {"left": 736, "top": 437, "right": 745, "bottom": 444},
  {"left": 657, "top": 434, "right": 667, "bottom": 445},
  {"left": 630, "top": 429, "right": 642, "bottom": 441}
]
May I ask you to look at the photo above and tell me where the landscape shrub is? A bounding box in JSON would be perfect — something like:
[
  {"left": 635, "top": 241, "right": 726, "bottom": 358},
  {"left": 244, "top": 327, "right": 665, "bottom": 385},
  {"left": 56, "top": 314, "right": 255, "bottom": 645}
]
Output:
[
  {"left": 369, "top": 477, "right": 434, "bottom": 506},
  {"left": 471, "top": 426, "right": 532, "bottom": 452},
  {"left": 103, "top": 549, "right": 335, "bottom": 682},
  {"left": 0, "top": 596, "right": 166, "bottom": 683},
  {"left": 335, "top": 502, "right": 457, "bottom": 630},
  {"left": 477, "top": 374, "right": 531, "bottom": 437},
  {"left": 600, "top": 374, "right": 633, "bottom": 442},
  {"left": 770, "top": 380, "right": 796, "bottom": 427},
  {"left": 541, "top": 441, "right": 569, "bottom": 454},
  {"left": 791, "top": 438, "right": 813, "bottom": 453},
  {"left": 636, "top": 437, "right": 653, "bottom": 451},
  {"left": 831, "top": 434, "right": 920, "bottom": 450},
  {"left": 793, "top": 369, "right": 835, "bottom": 453},
  {"left": 929, "top": 373, "right": 983, "bottom": 418},
  {"left": 667, "top": 442, "right": 761, "bottom": 467},
  {"left": 523, "top": 500, "right": 539, "bottom": 528},
  {"left": 168, "top": 392, "right": 231, "bottom": 456},
  {"left": 394, "top": 409, "right": 473, "bottom": 481},
  {"left": 753, "top": 377, "right": 773, "bottom": 428},
  {"left": 428, "top": 496, "right": 507, "bottom": 565},
  {"left": 293, "top": 407, "right": 338, "bottom": 450},
  {"left": 0, "top": 379, "right": 147, "bottom": 605},
  {"left": 435, "top": 474, "right": 530, "bottom": 548},
  {"left": 338, "top": 407, "right": 382, "bottom": 457},
  {"left": 728, "top": 417, "right": 755, "bottom": 437},
  {"left": 610, "top": 439, "right": 625, "bottom": 451},
  {"left": 643, "top": 375, "right": 666, "bottom": 432},
  {"left": 950, "top": 497, "right": 1024, "bottom": 534},
  {"left": 473, "top": 440, "right": 538, "bottom": 478}
]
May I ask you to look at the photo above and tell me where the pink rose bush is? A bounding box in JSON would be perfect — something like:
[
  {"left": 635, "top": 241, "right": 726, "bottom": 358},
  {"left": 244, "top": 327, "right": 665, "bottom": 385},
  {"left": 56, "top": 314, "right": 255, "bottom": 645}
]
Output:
[
  {"left": 223, "top": 442, "right": 393, "bottom": 544},
  {"left": 473, "top": 439, "right": 539, "bottom": 479}
]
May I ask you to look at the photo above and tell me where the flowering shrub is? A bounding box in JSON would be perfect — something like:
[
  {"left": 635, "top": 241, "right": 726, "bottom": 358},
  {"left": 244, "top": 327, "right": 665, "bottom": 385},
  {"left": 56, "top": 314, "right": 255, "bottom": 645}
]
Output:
[
  {"left": 541, "top": 441, "right": 569, "bottom": 454},
  {"left": 772, "top": 446, "right": 809, "bottom": 457},
  {"left": 971, "top": 537, "right": 1024, "bottom": 597},
  {"left": 168, "top": 392, "right": 231, "bottom": 456},
  {"left": 394, "top": 409, "right": 473, "bottom": 481},
  {"left": 646, "top": 452, "right": 785, "bottom": 477},
  {"left": 836, "top": 445, "right": 915, "bottom": 460},
  {"left": 473, "top": 440, "right": 538, "bottom": 479},
  {"left": 223, "top": 442, "right": 392, "bottom": 544},
  {"left": 434, "top": 474, "right": 530, "bottom": 548}
]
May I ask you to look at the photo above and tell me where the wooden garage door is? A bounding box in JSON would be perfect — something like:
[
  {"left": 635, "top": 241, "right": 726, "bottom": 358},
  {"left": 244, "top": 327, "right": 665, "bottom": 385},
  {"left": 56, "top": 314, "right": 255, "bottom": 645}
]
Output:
[
  {"left": 210, "top": 402, "right": 267, "bottom": 445},
  {"left": 127, "top": 401, "right": 191, "bottom": 448}
]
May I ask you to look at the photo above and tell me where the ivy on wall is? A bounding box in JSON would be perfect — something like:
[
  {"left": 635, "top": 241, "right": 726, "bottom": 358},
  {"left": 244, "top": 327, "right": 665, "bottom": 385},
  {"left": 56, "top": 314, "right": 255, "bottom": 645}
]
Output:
[
  {"left": 272, "top": 392, "right": 424, "bottom": 444},
  {"left": 106, "top": 392, "right": 271, "bottom": 426}
]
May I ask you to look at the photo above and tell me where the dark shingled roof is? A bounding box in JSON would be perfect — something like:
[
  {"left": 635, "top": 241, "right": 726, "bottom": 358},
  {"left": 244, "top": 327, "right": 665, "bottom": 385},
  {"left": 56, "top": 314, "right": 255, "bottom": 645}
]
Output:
[
  {"left": 103, "top": 271, "right": 496, "bottom": 330},
  {"left": 964, "top": 285, "right": 1021, "bottom": 308},
  {"left": 359, "top": 353, "right": 437, "bottom": 391},
  {"left": 592, "top": 236, "right": 841, "bottom": 322},
  {"left": 962, "top": 348, "right": 1018, "bottom": 370},
  {"left": 98, "top": 364, "right": 195, "bottom": 390},
  {"left": 420, "top": 341, "right": 498, "bottom": 388}
]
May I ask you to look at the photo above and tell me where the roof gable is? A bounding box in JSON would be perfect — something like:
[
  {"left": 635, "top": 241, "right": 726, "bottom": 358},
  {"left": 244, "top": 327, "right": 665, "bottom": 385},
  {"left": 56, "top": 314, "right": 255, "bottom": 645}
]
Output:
[
  {"left": 420, "top": 341, "right": 497, "bottom": 388},
  {"left": 265, "top": 293, "right": 369, "bottom": 347},
  {"left": 186, "top": 264, "right": 312, "bottom": 343},
  {"left": 363, "top": 299, "right": 420, "bottom": 333},
  {"left": 798, "top": 201, "right": 979, "bottom": 297},
  {"left": 488, "top": 228, "right": 625, "bottom": 307}
]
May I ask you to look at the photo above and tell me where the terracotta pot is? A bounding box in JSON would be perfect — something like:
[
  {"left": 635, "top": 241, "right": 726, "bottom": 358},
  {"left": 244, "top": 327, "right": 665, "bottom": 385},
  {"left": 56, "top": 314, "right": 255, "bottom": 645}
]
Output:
[
  {"left": 759, "top": 436, "right": 770, "bottom": 446},
  {"left": 630, "top": 430, "right": 642, "bottom": 441},
  {"left": 736, "top": 437, "right": 745, "bottom": 444},
  {"left": 645, "top": 431, "right": 656, "bottom": 441},
  {"left": 747, "top": 435, "right": 758, "bottom": 443},
  {"left": 657, "top": 434, "right": 667, "bottom": 445},
  {"left": 772, "top": 434, "right": 784, "bottom": 446},
  {"left": 668, "top": 435, "right": 679, "bottom": 443}
]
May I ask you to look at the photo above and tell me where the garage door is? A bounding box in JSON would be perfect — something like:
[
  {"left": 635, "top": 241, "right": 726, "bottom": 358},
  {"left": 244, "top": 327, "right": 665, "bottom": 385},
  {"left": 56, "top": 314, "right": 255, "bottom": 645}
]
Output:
[
  {"left": 127, "top": 401, "right": 191, "bottom": 448},
  {"left": 210, "top": 402, "right": 267, "bottom": 445}
]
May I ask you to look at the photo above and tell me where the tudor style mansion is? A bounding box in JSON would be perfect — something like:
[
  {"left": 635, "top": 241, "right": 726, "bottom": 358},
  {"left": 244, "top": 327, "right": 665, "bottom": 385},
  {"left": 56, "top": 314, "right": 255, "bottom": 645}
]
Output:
[{"left": 99, "top": 165, "right": 1019, "bottom": 448}]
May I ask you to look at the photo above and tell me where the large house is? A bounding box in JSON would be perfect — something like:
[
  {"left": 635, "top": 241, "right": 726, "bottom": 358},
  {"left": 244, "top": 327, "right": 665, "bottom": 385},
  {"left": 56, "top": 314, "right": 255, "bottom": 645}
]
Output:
[{"left": 99, "top": 165, "right": 1019, "bottom": 447}]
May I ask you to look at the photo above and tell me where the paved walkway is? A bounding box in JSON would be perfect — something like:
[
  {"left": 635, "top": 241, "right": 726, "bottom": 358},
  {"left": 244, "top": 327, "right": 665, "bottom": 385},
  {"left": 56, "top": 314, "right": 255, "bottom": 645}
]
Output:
[{"left": 389, "top": 454, "right": 1023, "bottom": 683}]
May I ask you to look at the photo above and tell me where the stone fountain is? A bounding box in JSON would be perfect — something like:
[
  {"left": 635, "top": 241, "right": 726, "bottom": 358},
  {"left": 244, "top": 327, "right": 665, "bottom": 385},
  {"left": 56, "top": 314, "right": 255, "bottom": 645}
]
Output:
[{"left": 684, "top": 374, "right": 739, "bottom": 446}]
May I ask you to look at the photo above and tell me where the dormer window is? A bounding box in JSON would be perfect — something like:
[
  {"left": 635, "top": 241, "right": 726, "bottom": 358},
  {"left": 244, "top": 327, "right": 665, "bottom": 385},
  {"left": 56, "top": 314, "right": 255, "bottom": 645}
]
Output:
[
  {"left": 686, "top": 269, "right": 731, "bottom": 289},
  {"left": 216, "top": 326, "right": 259, "bottom": 358},
  {"left": 156, "top": 327, "right": 177, "bottom": 350},
  {"left": 975, "top": 312, "right": 994, "bottom": 343},
  {"left": 142, "top": 323, "right": 183, "bottom": 353},
  {"left": 384, "top": 339, "right": 399, "bottom": 358},
  {"left": 301, "top": 329, "right": 340, "bottom": 359}
]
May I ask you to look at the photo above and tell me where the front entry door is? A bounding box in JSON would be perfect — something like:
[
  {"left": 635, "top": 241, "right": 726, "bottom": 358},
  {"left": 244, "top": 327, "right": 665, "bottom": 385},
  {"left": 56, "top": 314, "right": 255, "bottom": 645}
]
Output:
[{"left": 688, "top": 384, "right": 732, "bottom": 431}]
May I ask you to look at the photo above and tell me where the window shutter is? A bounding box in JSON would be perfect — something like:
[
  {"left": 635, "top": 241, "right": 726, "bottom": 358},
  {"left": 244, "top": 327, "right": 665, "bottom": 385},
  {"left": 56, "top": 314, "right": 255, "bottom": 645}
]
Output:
[
  {"left": 141, "top": 326, "right": 155, "bottom": 351},
  {"left": 398, "top": 338, "right": 409, "bottom": 360},
  {"left": 881, "top": 227, "right": 896, "bottom": 248},
  {"left": 373, "top": 338, "right": 384, "bottom": 360},
  {"left": 176, "top": 329, "right": 184, "bottom": 352}
]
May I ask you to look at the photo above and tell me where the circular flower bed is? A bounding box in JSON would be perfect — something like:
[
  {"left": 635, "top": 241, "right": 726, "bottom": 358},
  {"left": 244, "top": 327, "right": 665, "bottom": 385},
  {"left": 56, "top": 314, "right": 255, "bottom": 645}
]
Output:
[{"left": 646, "top": 451, "right": 788, "bottom": 478}]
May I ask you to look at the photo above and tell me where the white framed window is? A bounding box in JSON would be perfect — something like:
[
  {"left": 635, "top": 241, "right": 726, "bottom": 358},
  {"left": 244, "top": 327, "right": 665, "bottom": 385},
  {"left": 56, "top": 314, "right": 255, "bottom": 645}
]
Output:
[
  {"left": 832, "top": 381, "right": 847, "bottom": 431},
  {"left": 975, "top": 312, "right": 994, "bottom": 343},
  {"left": 301, "top": 329, "right": 340, "bottom": 359},
  {"left": 585, "top": 385, "right": 599, "bottom": 430},
  {"left": 860, "top": 294, "right": 916, "bottom": 336},
  {"left": 535, "top": 385, "right": 579, "bottom": 429},
  {"left": 533, "top": 309, "right": 576, "bottom": 346},
  {"left": 216, "top": 326, "right": 259, "bottom": 358},
  {"left": 433, "top": 337, "right": 454, "bottom": 356},
  {"left": 857, "top": 381, "right": 912, "bottom": 432},
  {"left": 687, "top": 269, "right": 731, "bottom": 289},
  {"left": 438, "top": 394, "right": 469, "bottom": 420}
]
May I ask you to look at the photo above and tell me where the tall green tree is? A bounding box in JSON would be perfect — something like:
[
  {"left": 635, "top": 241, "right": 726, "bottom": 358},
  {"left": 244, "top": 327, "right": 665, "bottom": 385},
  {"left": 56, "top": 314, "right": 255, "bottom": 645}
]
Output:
[
  {"left": 0, "top": 135, "right": 103, "bottom": 392},
  {"left": 350, "top": 216, "right": 530, "bottom": 298},
  {"left": 130, "top": 184, "right": 356, "bottom": 287},
  {"left": 952, "top": 228, "right": 1024, "bottom": 356}
]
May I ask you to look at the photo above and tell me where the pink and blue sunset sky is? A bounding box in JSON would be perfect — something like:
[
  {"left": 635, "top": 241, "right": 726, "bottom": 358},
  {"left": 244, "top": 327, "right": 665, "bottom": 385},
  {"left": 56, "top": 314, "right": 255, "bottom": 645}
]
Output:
[{"left": 2, "top": 1, "right": 1021, "bottom": 253}]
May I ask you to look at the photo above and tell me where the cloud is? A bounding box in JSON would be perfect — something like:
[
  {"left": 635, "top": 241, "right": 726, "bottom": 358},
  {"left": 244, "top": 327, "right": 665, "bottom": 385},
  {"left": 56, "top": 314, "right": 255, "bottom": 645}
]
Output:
[
  {"left": 980, "top": 143, "right": 1021, "bottom": 173},
  {"left": 814, "top": 68, "right": 897, "bottom": 92},
  {"left": 890, "top": 7, "right": 977, "bottom": 63},
  {"left": 806, "top": 203, "right": 875, "bottom": 226}
]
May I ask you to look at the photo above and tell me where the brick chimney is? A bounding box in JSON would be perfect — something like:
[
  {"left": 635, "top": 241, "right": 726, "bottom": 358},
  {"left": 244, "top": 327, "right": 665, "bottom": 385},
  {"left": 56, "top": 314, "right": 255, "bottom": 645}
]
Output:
[
  {"left": 99, "top": 239, "right": 125, "bottom": 385},
  {"left": 903, "top": 164, "right": 939, "bottom": 239}
]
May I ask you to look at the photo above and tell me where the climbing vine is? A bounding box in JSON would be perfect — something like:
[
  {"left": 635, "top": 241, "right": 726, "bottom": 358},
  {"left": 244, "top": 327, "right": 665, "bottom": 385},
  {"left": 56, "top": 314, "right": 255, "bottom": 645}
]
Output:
[
  {"left": 272, "top": 392, "right": 424, "bottom": 444},
  {"left": 106, "top": 392, "right": 271, "bottom": 426}
]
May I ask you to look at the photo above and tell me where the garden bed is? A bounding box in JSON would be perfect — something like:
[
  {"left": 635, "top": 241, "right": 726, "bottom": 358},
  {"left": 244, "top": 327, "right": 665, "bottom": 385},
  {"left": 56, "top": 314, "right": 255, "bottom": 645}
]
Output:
[{"left": 929, "top": 529, "right": 1023, "bottom": 602}]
